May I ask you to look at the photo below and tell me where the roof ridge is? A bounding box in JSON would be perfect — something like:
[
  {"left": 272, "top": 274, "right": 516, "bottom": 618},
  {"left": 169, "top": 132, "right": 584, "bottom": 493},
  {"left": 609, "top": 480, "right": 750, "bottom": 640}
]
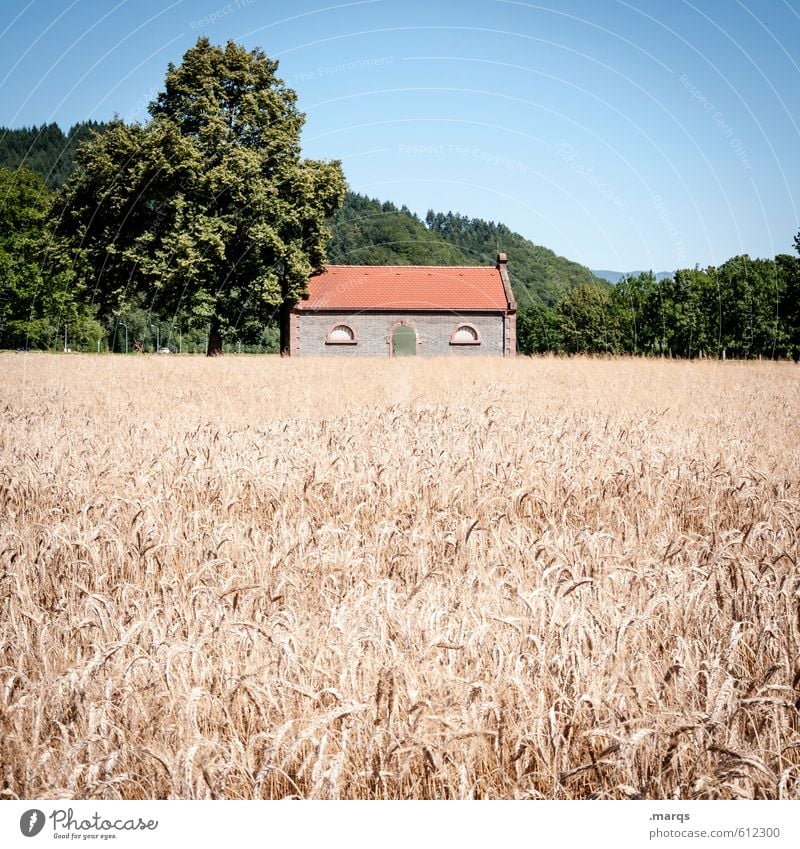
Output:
[{"left": 321, "top": 264, "right": 498, "bottom": 270}]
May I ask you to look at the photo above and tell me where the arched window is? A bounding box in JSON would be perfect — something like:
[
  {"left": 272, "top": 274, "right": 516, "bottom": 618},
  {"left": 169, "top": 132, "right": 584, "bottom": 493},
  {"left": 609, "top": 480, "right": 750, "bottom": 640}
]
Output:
[
  {"left": 326, "top": 323, "right": 357, "bottom": 344},
  {"left": 450, "top": 323, "right": 481, "bottom": 345}
]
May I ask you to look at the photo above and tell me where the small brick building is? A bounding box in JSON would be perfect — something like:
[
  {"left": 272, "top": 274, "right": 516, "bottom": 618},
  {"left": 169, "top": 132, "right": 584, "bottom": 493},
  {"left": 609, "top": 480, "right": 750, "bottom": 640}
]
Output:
[{"left": 287, "top": 253, "right": 516, "bottom": 357}]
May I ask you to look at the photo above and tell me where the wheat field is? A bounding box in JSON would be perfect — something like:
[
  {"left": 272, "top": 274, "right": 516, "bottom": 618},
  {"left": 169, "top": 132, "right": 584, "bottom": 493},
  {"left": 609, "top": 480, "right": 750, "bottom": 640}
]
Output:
[{"left": 1, "top": 353, "right": 799, "bottom": 800}]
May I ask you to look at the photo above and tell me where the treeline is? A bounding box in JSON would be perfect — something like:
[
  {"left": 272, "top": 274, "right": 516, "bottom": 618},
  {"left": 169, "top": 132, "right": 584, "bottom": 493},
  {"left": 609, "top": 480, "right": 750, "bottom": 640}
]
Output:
[
  {"left": 327, "top": 193, "right": 472, "bottom": 267},
  {"left": 424, "top": 210, "right": 602, "bottom": 306},
  {"left": 327, "top": 194, "right": 602, "bottom": 306},
  {"left": 0, "top": 122, "right": 108, "bottom": 188},
  {"left": 518, "top": 252, "right": 800, "bottom": 359}
]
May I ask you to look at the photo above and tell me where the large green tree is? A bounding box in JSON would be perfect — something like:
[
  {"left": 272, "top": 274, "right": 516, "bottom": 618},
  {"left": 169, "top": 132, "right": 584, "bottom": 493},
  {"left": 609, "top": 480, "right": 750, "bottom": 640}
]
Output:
[
  {"left": 516, "top": 303, "right": 561, "bottom": 354},
  {"left": 0, "top": 166, "right": 100, "bottom": 349},
  {"left": 52, "top": 38, "right": 345, "bottom": 355},
  {"left": 780, "top": 230, "right": 800, "bottom": 359},
  {"left": 0, "top": 167, "right": 48, "bottom": 347},
  {"left": 556, "top": 283, "right": 621, "bottom": 354}
]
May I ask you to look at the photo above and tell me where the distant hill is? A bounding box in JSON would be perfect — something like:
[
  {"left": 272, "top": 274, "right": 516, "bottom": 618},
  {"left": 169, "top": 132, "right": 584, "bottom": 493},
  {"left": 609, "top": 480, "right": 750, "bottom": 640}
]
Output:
[
  {"left": 0, "top": 122, "right": 108, "bottom": 188},
  {"left": 593, "top": 269, "right": 674, "bottom": 284},
  {"left": 328, "top": 193, "right": 605, "bottom": 307},
  {"left": 426, "top": 210, "right": 605, "bottom": 307},
  {"left": 326, "top": 193, "right": 473, "bottom": 268}
]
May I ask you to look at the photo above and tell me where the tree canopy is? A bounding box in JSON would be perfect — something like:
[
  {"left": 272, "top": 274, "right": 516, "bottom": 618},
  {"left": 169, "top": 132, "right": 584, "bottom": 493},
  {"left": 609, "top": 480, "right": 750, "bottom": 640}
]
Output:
[
  {"left": 515, "top": 252, "right": 800, "bottom": 360},
  {"left": 326, "top": 193, "right": 473, "bottom": 267},
  {"left": 0, "top": 166, "right": 101, "bottom": 349},
  {"left": 51, "top": 38, "right": 345, "bottom": 354},
  {"left": 0, "top": 166, "right": 52, "bottom": 347}
]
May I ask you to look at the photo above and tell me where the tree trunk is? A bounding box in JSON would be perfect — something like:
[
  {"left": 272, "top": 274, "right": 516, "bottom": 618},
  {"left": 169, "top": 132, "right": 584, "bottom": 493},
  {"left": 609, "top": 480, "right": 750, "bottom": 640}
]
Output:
[
  {"left": 279, "top": 300, "right": 292, "bottom": 355},
  {"left": 207, "top": 316, "right": 223, "bottom": 357}
]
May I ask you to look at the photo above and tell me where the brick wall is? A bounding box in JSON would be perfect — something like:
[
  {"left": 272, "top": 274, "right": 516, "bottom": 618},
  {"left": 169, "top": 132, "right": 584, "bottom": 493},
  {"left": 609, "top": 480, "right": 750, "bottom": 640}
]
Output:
[{"left": 294, "top": 311, "right": 508, "bottom": 357}]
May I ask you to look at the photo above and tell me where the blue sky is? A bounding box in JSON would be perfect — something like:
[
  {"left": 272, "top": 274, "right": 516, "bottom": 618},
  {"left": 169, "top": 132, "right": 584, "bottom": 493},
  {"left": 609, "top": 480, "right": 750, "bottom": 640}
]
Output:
[{"left": 1, "top": 0, "right": 798, "bottom": 271}]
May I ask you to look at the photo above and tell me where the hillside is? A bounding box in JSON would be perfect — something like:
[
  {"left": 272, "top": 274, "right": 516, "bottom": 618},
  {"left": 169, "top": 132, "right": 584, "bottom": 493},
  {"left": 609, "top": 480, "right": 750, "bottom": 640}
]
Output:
[
  {"left": 426, "top": 210, "right": 605, "bottom": 306},
  {"left": 0, "top": 122, "right": 108, "bottom": 188},
  {"left": 326, "top": 193, "right": 473, "bottom": 267},
  {"left": 328, "top": 194, "right": 605, "bottom": 307}
]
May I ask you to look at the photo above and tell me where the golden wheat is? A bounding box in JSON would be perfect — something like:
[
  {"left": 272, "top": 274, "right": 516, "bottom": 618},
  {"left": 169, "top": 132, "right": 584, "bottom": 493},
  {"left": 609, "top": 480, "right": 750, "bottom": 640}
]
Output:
[{"left": 1, "top": 353, "right": 798, "bottom": 799}]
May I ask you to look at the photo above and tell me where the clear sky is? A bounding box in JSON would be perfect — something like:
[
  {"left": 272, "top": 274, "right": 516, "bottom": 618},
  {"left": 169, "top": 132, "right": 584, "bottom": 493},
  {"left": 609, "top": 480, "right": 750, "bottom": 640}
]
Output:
[{"left": 1, "top": 0, "right": 798, "bottom": 271}]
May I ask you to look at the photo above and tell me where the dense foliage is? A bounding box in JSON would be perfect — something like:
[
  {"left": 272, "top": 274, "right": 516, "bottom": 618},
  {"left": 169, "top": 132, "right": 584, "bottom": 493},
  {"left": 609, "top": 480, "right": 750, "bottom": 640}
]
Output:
[
  {"left": 516, "top": 257, "right": 800, "bottom": 359},
  {"left": 326, "top": 194, "right": 473, "bottom": 267},
  {"left": 425, "top": 210, "right": 603, "bottom": 307},
  {"left": 0, "top": 166, "right": 103, "bottom": 350},
  {"left": 0, "top": 122, "right": 108, "bottom": 188},
  {"left": 50, "top": 38, "right": 345, "bottom": 355}
]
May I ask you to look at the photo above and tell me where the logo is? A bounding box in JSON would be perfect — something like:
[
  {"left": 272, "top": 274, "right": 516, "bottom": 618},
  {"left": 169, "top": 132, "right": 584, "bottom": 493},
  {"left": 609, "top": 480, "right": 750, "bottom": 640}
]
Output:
[
  {"left": 16, "top": 807, "right": 160, "bottom": 838},
  {"left": 20, "top": 810, "right": 45, "bottom": 837}
]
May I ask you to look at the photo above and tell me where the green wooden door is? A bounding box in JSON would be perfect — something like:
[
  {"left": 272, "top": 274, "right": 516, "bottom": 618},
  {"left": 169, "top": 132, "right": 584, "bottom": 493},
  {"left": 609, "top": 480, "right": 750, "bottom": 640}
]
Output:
[{"left": 392, "top": 325, "right": 417, "bottom": 356}]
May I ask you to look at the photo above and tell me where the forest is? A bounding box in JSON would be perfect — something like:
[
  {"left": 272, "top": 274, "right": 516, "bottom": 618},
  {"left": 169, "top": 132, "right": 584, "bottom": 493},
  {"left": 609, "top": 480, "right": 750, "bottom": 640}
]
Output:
[
  {"left": 1, "top": 119, "right": 799, "bottom": 358},
  {"left": 0, "top": 122, "right": 108, "bottom": 188},
  {"left": 517, "top": 256, "right": 800, "bottom": 359}
]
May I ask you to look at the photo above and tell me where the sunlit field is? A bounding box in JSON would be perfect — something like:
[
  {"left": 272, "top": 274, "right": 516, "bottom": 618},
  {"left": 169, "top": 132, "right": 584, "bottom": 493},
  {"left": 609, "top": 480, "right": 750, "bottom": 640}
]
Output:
[{"left": 1, "top": 353, "right": 799, "bottom": 800}]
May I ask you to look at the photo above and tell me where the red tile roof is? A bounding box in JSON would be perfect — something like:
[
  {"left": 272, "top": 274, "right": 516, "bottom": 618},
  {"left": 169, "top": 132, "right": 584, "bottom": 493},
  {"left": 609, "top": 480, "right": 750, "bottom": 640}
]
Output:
[{"left": 298, "top": 265, "right": 511, "bottom": 311}]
